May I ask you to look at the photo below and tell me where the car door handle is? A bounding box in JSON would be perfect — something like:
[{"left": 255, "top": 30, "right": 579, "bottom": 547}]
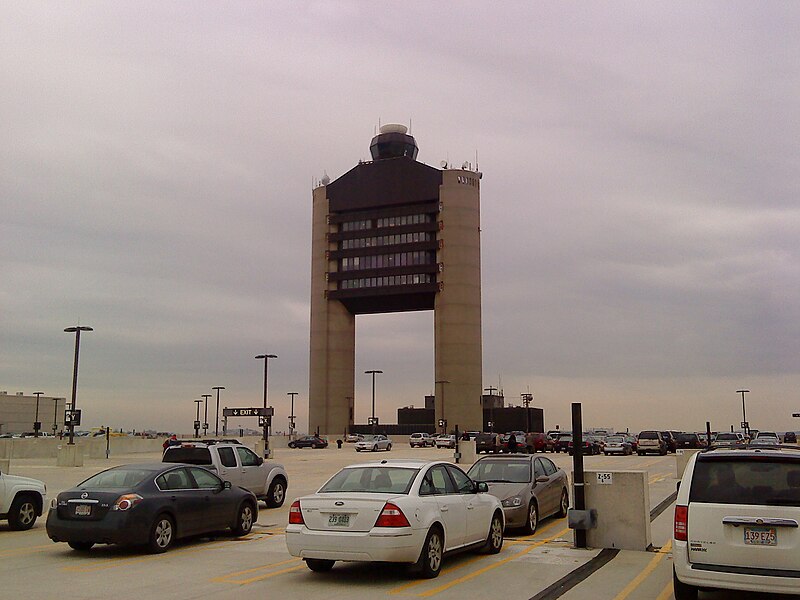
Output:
[
  {"left": 170, "top": 495, "right": 177, "bottom": 502},
  {"left": 466, "top": 504, "right": 474, "bottom": 510},
  {"left": 440, "top": 505, "right": 449, "bottom": 512}
]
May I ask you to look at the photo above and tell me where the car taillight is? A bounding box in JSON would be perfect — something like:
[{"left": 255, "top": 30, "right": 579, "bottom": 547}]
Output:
[
  {"left": 289, "top": 500, "right": 304, "bottom": 525},
  {"left": 113, "top": 494, "right": 143, "bottom": 511},
  {"left": 674, "top": 504, "right": 688, "bottom": 541},
  {"left": 375, "top": 502, "right": 410, "bottom": 527}
]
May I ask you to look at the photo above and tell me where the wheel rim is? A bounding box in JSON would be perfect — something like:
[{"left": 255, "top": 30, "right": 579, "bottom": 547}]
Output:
[
  {"left": 427, "top": 533, "right": 442, "bottom": 571},
  {"left": 273, "top": 483, "right": 285, "bottom": 504},
  {"left": 528, "top": 505, "right": 538, "bottom": 532},
  {"left": 240, "top": 506, "right": 253, "bottom": 531},
  {"left": 19, "top": 502, "right": 35, "bottom": 525},
  {"left": 561, "top": 492, "right": 568, "bottom": 514},
  {"left": 491, "top": 517, "right": 503, "bottom": 547},
  {"left": 155, "top": 519, "right": 172, "bottom": 548}
]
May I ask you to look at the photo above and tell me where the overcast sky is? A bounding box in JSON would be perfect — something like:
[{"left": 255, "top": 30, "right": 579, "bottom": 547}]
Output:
[{"left": 2, "top": 2, "right": 798, "bottom": 435}]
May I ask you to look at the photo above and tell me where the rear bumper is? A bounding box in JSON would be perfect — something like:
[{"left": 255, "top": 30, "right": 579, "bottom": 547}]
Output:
[
  {"left": 45, "top": 509, "right": 149, "bottom": 545},
  {"left": 285, "top": 525, "right": 424, "bottom": 563},
  {"left": 674, "top": 540, "right": 800, "bottom": 594}
]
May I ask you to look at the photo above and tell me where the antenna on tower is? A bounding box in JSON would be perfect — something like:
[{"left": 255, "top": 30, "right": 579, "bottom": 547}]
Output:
[{"left": 475, "top": 150, "right": 479, "bottom": 170}]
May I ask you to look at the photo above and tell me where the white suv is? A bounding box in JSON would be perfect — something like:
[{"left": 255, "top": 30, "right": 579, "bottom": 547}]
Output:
[
  {"left": 0, "top": 467, "right": 47, "bottom": 530},
  {"left": 673, "top": 446, "right": 800, "bottom": 598},
  {"left": 409, "top": 433, "right": 434, "bottom": 448}
]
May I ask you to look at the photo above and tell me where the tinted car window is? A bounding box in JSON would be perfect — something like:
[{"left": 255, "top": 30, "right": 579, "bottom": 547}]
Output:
[
  {"left": 468, "top": 459, "right": 531, "bottom": 483},
  {"left": 421, "top": 465, "right": 456, "bottom": 495},
  {"left": 218, "top": 447, "right": 237, "bottom": 468},
  {"left": 80, "top": 468, "right": 151, "bottom": 489},
  {"left": 162, "top": 446, "right": 213, "bottom": 465},
  {"left": 638, "top": 431, "right": 658, "bottom": 440},
  {"left": 236, "top": 447, "right": 260, "bottom": 467},
  {"left": 157, "top": 468, "right": 193, "bottom": 490},
  {"left": 319, "top": 467, "right": 418, "bottom": 494},
  {"left": 690, "top": 459, "right": 800, "bottom": 506},
  {"left": 189, "top": 467, "right": 221, "bottom": 489},
  {"left": 542, "top": 457, "right": 557, "bottom": 476},
  {"left": 534, "top": 459, "right": 546, "bottom": 479},
  {"left": 446, "top": 466, "right": 473, "bottom": 494}
]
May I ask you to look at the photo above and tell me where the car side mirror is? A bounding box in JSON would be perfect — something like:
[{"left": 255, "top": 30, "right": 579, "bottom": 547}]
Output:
[
  {"left": 476, "top": 481, "right": 489, "bottom": 493},
  {"left": 223, "top": 481, "right": 232, "bottom": 490},
  {"left": 535, "top": 476, "right": 549, "bottom": 484},
  {"left": 257, "top": 457, "right": 264, "bottom": 466}
]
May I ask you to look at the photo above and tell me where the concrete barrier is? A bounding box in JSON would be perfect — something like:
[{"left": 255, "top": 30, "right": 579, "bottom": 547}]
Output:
[
  {"left": 0, "top": 440, "right": 10, "bottom": 459},
  {"left": 0, "top": 458, "right": 10, "bottom": 474},
  {"left": 676, "top": 449, "right": 701, "bottom": 478},
  {"left": 572, "top": 469, "right": 651, "bottom": 551},
  {"left": 458, "top": 440, "right": 477, "bottom": 465},
  {"left": 57, "top": 444, "right": 84, "bottom": 467}
]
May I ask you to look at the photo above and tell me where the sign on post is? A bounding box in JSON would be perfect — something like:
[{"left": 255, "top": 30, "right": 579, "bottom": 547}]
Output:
[
  {"left": 223, "top": 407, "right": 273, "bottom": 418},
  {"left": 258, "top": 415, "right": 272, "bottom": 427},
  {"left": 64, "top": 409, "right": 82, "bottom": 427}
]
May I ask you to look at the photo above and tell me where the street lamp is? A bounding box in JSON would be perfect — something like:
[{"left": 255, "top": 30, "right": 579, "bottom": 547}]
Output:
[
  {"left": 194, "top": 399, "right": 203, "bottom": 438},
  {"left": 737, "top": 389, "right": 750, "bottom": 438},
  {"left": 201, "top": 394, "right": 211, "bottom": 436},
  {"left": 287, "top": 392, "right": 298, "bottom": 436},
  {"left": 64, "top": 325, "right": 93, "bottom": 445},
  {"left": 52, "top": 398, "right": 60, "bottom": 435},
  {"left": 365, "top": 370, "right": 383, "bottom": 433},
  {"left": 32, "top": 392, "right": 44, "bottom": 437},
  {"left": 521, "top": 393, "right": 533, "bottom": 432},
  {"left": 484, "top": 387, "right": 498, "bottom": 433},
  {"left": 212, "top": 387, "right": 225, "bottom": 436},
  {"left": 255, "top": 354, "right": 278, "bottom": 447},
  {"left": 435, "top": 380, "right": 449, "bottom": 434}
]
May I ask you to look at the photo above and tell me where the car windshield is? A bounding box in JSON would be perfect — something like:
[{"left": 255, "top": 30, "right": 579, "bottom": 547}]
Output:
[
  {"left": 639, "top": 432, "right": 658, "bottom": 439},
  {"left": 162, "top": 446, "right": 212, "bottom": 465},
  {"left": 319, "top": 467, "right": 418, "bottom": 494},
  {"left": 468, "top": 459, "right": 531, "bottom": 483},
  {"left": 79, "top": 468, "right": 152, "bottom": 489},
  {"left": 690, "top": 458, "right": 800, "bottom": 506}
]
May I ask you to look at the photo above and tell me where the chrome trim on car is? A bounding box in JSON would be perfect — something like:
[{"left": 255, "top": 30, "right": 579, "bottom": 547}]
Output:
[{"left": 722, "top": 516, "right": 799, "bottom": 528}]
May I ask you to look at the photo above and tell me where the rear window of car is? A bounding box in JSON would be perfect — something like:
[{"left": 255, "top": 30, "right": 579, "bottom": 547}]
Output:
[
  {"left": 639, "top": 431, "right": 658, "bottom": 439},
  {"left": 79, "top": 468, "right": 151, "bottom": 489},
  {"left": 468, "top": 459, "right": 531, "bottom": 483},
  {"left": 319, "top": 467, "right": 419, "bottom": 494},
  {"left": 607, "top": 436, "right": 624, "bottom": 443},
  {"left": 690, "top": 458, "right": 800, "bottom": 506},
  {"left": 715, "top": 433, "right": 739, "bottom": 441},
  {"left": 675, "top": 433, "right": 695, "bottom": 441},
  {"left": 162, "top": 446, "right": 213, "bottom": 465}
]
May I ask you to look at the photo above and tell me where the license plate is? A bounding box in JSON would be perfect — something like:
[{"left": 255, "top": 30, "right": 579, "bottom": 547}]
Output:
[
  {"left": 74, "top": 504, "right": 92, "bottom": 517},
  {"left": 744, "top": 526, "right": 777, "bottom": 546},
  {"left": 328, "top": 513, "right": 350, "bottom": 527}
]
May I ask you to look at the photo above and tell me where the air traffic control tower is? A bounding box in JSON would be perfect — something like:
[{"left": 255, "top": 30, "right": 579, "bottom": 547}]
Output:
[{"left": 309, "top": 124, "right": 482, "bottom": 436}]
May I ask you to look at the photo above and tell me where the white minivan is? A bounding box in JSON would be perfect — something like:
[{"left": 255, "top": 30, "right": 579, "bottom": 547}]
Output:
[{"left": 673, "top": 447, "right": 800, "bottom": 599}]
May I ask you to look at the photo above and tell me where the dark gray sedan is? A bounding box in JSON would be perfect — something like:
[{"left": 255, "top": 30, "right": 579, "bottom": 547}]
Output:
[{"left": 467, "top": 455, "right": 568, "bottom": 534}]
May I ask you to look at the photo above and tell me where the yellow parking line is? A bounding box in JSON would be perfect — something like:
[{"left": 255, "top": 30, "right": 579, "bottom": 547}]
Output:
[
  {"left": 212, "top": 562, "right": 305, "bottom": 584},
  {"left": 416, "top": 528, "right": 570, "bottom": 597},
  {"left": 211, "top": 557, "right": 299, "bottom": 579},
  {"left": 389, "top": 518, "right": 568, "bottom": 595},
  {"left": 0, "top": 544, "right": 53, "bottom": 558},
  {"left": 656, "top": 579, "right": 674, "bottom": 600},
  {"left": 611, "top": 540, "right": 672, "bottom": 600}
]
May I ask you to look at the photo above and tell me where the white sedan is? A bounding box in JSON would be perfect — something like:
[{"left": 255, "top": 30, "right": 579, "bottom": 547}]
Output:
[
  {"left": 355, "top": 434, "right": 392, "bottom": 452},
  {"left": 285, "top": 459, "right": 504, "bottom": 578}
]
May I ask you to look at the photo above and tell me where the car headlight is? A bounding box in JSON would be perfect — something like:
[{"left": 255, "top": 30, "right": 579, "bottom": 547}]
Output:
[{"left": 501, "top": 496, "right": 523, "bottom": 508}]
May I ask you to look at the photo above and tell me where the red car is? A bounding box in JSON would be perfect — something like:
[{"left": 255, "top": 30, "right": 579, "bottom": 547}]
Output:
[{"left": 525, "top": 433, "right": 556, "bottom": 453}]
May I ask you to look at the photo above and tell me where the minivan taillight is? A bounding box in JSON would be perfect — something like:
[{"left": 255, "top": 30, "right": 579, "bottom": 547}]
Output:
[
  {"left": 375, "top": 502, "right": 410, "bottom": 527},
  {"left": 289, "top": 500, "right": 304, "bottom": 525},
  {"left": 674, "top": 504, "right": 688, "bottom": 541}
]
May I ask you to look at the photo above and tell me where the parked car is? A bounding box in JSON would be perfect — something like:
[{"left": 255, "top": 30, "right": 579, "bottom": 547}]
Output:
[
  {"left": 498, "top": 431, "right": 527, "bottom": 453},
  {"left": 162, "top": 440, "right": 287, "bottom": 507},
  {"left": 785, "top": 431, "right": 797, "bottom": 444},
  {"left": 674, "top": 433, "right": 703, "bottom": 450},
  {"left": 0, "top": 467, "right": 47, "bottom": 530},
  {"left": 553, "top": 433, "right": 572, "bottom": 453},
  {"left": 524, "top": 433, "right": 556, "bottom": 453},
  {"left": 409, "top": 433, "right": 434, "bottom": 448},
  {"left": 567, "top": 438, "right": 601, "bottom": 456},
  {"left": 712, "top": 432, "right": 746, "bottom": 448},
  {"left": 345, "top": 433, "right": 364, "bottom": 443},
  {"left": 46, "top": 463, "right": 257, "bottom": 552},
  {"left": 434, "top": 434, "right": 456, "bottom": 449},
  {"left": 750, "top": 437, "right": 781, "bottom": 448},
  {"left": 285, "top": 459, "right": 504, "bottom": 578},
  {"left": 755, "top": 431, "right": 781, "bottom": 443},
  {"left": 476, "top": 432, "right": 500, "bottom": 454},
  {"left": 637, "top": 431, "right": 667, "bottom": 456},
  {"left": 467, "top": 455, "right": 568, "bottom": 534},
  {"left": 288, "top": 435, "right": 328, "bottom": 449},
  {"left": 355, "top": 434, "right": 392, "bottom": 452},
  {"left": 661, "top": 431, "right": 678, "bottom": 453},
  {"left": 604, "top": 435, "right": 633, "bottom": 456},
  {"left": 673, "top": 446, "right": 800, "bottom": 599}
]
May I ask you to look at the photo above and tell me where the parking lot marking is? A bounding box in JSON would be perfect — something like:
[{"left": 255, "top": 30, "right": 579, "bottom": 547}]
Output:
[
  {"left": 0, "top": 543, "right": 53, "bottom": 558},
  {"left": 655, "top": 579, "right": 674, "bottom": 600},
  {"left": 212, "top": 561, "right": 305, "bottom": 585},
  {"left": 610, "top": 540, "right": 672, "bottom": 600},
  {"left": 210, "top": 557, "right": 300, "bottom": 580},
  {"left": 416, "top": 527, "right": 570, "bottom": 597}
]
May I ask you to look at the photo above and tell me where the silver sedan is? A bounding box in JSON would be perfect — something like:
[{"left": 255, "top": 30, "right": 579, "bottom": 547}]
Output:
[
  {"left": 467, "top": 454, "right": 569, "bottom": 534},
  {"left": 355, "top": 435, "right": 392, "bottom": 452}
]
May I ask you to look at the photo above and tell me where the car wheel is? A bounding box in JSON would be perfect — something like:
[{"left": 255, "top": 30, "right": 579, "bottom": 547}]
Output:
[
  {"left": 306, "top": 558, "right": 335, "bottom": 572},
  {"left": 147, "top": 514, "right": 175, "bottom": 553},
  {"left": 637, "top": 451, "right": 643, "bottom": 456},
  {"left": 266, "top": 478, "right": 286, "bottom": 508},
  {"left": 311, "top": 443, "right": 319, "bottom": 449},
  {"left": 232, "top": 502, "right": 255, "bottom": 536},
  {"left": 673, "top": 567, "right": 698, "bottom": 600},
  {"left": 482, "top": 512, "right": 504, "bottom": 554},
  {"left": 414, "top": 526, "right": 443, "bottom": 579},
  {"left": 372, "top": 445, "right": 378, "bottom": 452},
  {"left": 288, "top": 442, "right": 296, "bottom": 449},
  {"left": 604, "top": 452, "right": 609, "bottom": 456},
  {"left": 355, "top": 448, "right": 361, "bottom": 452},
  {"left": 68, "top": 541, "right": 94, "bottom": 552},
  {"left": 522, "top": 501, "right": 538, "bottom": 534},
  {"left": 557, "top": 489, "right": 569, "bottom": 518},
  {"left": 8, "top": 495, "right": 38, "bottom": 531}
]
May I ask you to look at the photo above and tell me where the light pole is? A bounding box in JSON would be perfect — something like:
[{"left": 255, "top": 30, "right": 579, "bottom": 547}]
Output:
[
  {"left": 212, "top": 387, "right": 225, "bottom": 436},
  {"left": 64, "top": 325, "right": 93, "bottom": 445},
  {"left": 365, "top": 370, "right": 383, "bottom": 434},
  {"left": 287, "top": 392, "right": 298, "bottom": 436},
  {"left": 194, "top": 399, "right": 203, "bottom": 438},
  {"left": 255, "top": 354, "right": 278, "bottom": 449},
  {"left": 435, "top": 380, "right": 450, "bottom": 434},
  {"left": 521, "top": 393, "right": 533, "bottom": 432},
  {"left": 52, "top": 398, "right": 59, "bottom": 435},
  {"left": 32, "top": 392, "right": 44, "bottom": 437},
  {"left": 201, "top": 394, "right": 211, "bottom": 436},
  {"left": 737, "top": 389, "right": 750, "bottom": 438}
]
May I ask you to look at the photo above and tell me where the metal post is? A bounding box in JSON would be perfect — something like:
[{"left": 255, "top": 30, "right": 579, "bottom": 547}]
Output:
[
  {"left": 436, "top": 380, "right": 449, "bottom": 435},
  {"left": 256, "top": 354, "right": 277, "bottom": 454},
  {"left": 287, "top": 392, "right": 298, "bottom": 436},
  {"left": 571, "top": 402, "right": 587, "bottom": 549},
  {"left": 194, "top": 399, "right": 202, "bottom": 438},
  {"left": 33, "top": 392, "right": 43, "bottom": 437},
  {"left": 706, "top": 421, "right": 712, "bottom": 448},
  {"left": 365, "top": 370, "right": 383, "bottom": 434},
  {"left": 201, "top": 394, "right": 211, "bottom": 436},
  {"left": 484, "top": 387, "right": 497, "bottom": 434},
  {"left": 52, "top": 398, "right": 58, "bottom": 435},
  {"left": 212, "top": 387, "right": 225, "bottom": 436},
  {"left": 64, "top": 326, "right": 92, "bottom": 445},
  {"left": 737, "top": 389, "right": 750, "bottom": 438}
]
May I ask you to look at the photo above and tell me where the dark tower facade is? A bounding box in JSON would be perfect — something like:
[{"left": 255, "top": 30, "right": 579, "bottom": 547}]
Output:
[{"left": 309, "top": 125, "right": 482, "bottom": 435}]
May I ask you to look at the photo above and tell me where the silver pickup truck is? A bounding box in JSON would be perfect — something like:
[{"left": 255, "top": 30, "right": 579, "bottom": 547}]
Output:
[{"left": 163, "top": 440, "right": 287, "bottom": 507}]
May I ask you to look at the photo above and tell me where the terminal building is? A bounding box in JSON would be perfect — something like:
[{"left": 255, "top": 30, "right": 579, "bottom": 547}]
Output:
[
  {"left": 0, "top": 391, "right": 67, "bottom": 435},
  {"left": 308, "top": 124, "right": 483, "bottom": 436}
]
